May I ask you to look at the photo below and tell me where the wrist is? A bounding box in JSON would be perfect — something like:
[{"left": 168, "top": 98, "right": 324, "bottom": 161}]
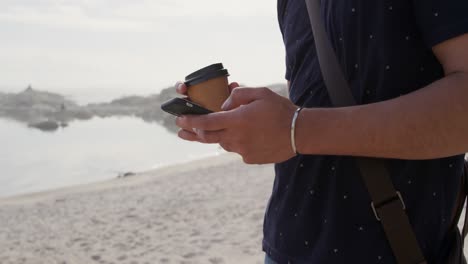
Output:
[
  {"left": 290, "top": 107, "right": 304, "bottom": 155},
  {"left": 294, "top": 108, "right": 309, "bottom": 155},
  {"left": 296, "top": 107, "right": 359, "bottom": 155},
  {"left": 294, "top": 108, "right": 337, "bottom": 155}
]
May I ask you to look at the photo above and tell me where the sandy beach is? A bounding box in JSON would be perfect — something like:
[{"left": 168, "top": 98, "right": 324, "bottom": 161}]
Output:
[
  {"left": 0, "top": 153, "right": 273, "bottom": 264},
  {"left": 1, "top": 153, "right": 467, "bottom": 264}
]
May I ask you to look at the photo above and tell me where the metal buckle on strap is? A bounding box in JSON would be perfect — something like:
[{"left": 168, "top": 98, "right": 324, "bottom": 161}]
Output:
[{"left": 371, "top": 191, "right": 406, "bottom": 221}]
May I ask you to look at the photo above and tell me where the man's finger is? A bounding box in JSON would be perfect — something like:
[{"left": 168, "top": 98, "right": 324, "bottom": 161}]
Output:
[
  {"left": 178, "top": 129, "right": 200, "bottom": 142},
  {"left": 196, "top": 130, "right": 224, "bottom": 144},
  {"left": 228, "top": 82, "right": 240, "bottom": 93},
  {"left": 176, "top": 112, "right": 231, "bottom": 131},
  {"left": 220, "top": 142, "right": 237, "bottom": 153},
  {"left": 221, "top": 87, "right": 269, "bottom": 111},
  {"left": 175, "top": 81, "right": 188, "bottom": 95},
  {"left": 178, "top": 128, "right": 224, "bottom": 144}
]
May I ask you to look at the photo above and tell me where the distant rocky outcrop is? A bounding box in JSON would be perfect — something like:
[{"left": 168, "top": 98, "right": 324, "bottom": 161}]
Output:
[
  {"left": 0, "top": 84, "right": 287, "bottom": 133},
  {"left": 86, "top": 86, "right": 179, "bottom": 132},
  {"left": 28, "top": 120, "right": 60, "bottom": 132},
  {"left": 0, "top": 87, "right": 91, "bottom": 132}
]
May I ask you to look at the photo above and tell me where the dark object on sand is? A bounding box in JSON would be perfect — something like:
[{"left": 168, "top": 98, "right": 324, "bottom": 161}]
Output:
[{"left": 118, "top": 172, "right": 136, "bottom": 178}]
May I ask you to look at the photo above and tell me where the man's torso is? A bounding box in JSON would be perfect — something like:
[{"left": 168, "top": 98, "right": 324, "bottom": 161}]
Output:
[{"left": 263, "top": 0, "right": 468, "bottom": 263}]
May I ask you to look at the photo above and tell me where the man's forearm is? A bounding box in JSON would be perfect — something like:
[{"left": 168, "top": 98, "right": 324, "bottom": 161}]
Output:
[{"left": 295, "top": 72, "right": 468, "bottom": 159}]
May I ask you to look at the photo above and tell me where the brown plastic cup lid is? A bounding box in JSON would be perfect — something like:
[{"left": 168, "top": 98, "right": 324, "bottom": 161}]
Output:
[{"left": 184, "top": 63, "right": 229, "bottom": 87}]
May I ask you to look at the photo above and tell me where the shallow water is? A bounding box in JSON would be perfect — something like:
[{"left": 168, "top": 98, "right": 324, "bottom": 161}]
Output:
[{"left": 0, "top": 117, "right": 221, "bottom": 197}]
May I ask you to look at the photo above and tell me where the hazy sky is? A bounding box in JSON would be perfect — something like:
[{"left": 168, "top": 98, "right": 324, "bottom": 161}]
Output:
[{"left": 0, "top": 0, "right": 286, "bottom": 102}]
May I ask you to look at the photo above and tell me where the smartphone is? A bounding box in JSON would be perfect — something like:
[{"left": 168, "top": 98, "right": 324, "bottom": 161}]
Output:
[{"left": 161, "top": 97, "right": 213, "bottom": 117}]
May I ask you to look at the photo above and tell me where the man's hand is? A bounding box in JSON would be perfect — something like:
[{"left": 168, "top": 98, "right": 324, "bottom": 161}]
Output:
[
  {"left": 175, "top": 87, "right": 298, "bottom": 164},
  {"left": 174, "top": 80, "right": 239, "bottom": 143}
]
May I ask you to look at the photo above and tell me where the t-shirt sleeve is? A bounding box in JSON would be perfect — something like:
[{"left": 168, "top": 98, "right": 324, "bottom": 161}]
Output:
[
  {"left": 412, "top": 0, "right": 468, "bottom": 47},
  {"left": 285, "top": 54, "right": 292, "bottom": 81}
]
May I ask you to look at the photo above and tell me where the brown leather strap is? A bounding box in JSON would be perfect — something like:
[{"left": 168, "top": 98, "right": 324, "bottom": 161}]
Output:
[
  {"left": 358, "top": 159, "right": 427, "bottom": 264},
  {"left": 304, "top": 0, "right": 427, "bottom": 263}
]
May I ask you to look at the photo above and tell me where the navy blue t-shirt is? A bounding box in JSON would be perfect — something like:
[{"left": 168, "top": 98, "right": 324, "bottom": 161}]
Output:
[{"left": 263, "top": 0, "right": 468, "bottom": 263}]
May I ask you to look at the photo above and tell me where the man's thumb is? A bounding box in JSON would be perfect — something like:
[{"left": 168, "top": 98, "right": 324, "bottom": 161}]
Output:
[{"left": 221, "top": 88, "right": 266, "bottom": 111}]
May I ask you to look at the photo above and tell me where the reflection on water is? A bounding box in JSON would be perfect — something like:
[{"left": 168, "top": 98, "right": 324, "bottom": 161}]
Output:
[{"left": 0, "top": 117, "right": 221, "bottom": 197}]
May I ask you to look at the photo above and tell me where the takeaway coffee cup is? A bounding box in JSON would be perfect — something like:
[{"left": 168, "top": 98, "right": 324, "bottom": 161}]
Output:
[{"left": 184, "top": 63, "right": 230, "bottom": 112}]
